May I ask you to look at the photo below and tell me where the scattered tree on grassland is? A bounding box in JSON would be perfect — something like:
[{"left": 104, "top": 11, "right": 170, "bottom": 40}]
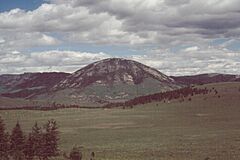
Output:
[
  {"left": 0, "top": 118, "right": 95, "bottom": 160},
  {"left": 10, "top": 121, "right": 25, "bottom": 160},
  {"left": 24, "top": 133, "right": 34, "bottom": 160},
  {"left": 90, "top": 151, "right": 95, "bottom": 160},
  {"left": 31, "top": 122, "right": 43, "bottom": 159},
  {"left": 0, "top": 116, "right": 9, "bottom": 160},
  {"left": 63, "top": 146, "right": 83, "bottom": 160},
  {"left": 69, "top": 147, "right": 83, "bottom": 160},
  {"left": 41, "top": 119, "right": 60, "bottom": 160}
]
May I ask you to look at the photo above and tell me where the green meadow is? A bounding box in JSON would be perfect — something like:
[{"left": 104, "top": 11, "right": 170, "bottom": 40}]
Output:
[{"left": 1, "top": 82, "right": 240, "bottom": 160}]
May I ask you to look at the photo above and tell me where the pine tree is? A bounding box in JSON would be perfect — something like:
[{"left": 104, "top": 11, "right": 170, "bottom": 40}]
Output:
[
  {"left": 63, "top": 147, "right": 83, "bottom": 160},
  {"left": 41, "top": 119, "right": 59, "bottom": 160},
  {"left": 0, "top": 116, "right": 9, "bottom": 160},
  {"left": 10, "top": 121, "right": 25, "bottom": 160},
  {"left": 31, "top": 122, "right": 43, "bottom": 159},
  {"left": 24, "top": 133, "right": 34, "bottom": 160},
  {"left": 69, "top": 147, "right": 82, "bottom": 160}
]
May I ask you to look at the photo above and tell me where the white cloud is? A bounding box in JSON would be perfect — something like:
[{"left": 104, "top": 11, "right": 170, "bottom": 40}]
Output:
[
  {"left": 0, "top": 32, "right": 60, "bottom": 55},
  {"left": 0, "top": 47, "right": 239, "bottom": 76},
  {"left": 129, "top": 46, "right": 240, "bottom": 76},
  {"left": 1, "top": 0, "right": 239, "bottom": 47},
  {"left": 30, "top": 50, "right": 110, "bottom": 66},
  {"left": 58, "top": 0, "right": 240, "bottom": 45},
  {"left": 184, "top": 46, "right": 199, "bottom": 52},
  {"left": 11, "top": 50, "right": 21, "bottom": 54},
  {"left": 0, "top": 38, "right": 5, "bottom": 44},
  {"left": 0, "top": 53, "right": 27, "bottom": 64},
  {"left": 0, "top": 50, "right": 111, "bottom": 74},
  {"left": 0, "top": 0, "right": 240, "bottom": 75}
]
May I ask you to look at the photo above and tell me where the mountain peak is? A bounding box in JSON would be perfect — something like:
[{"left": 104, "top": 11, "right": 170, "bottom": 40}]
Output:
[
  {"left": 0, "top": 58, "right": 180, "bottom": 105},
  {"left": 55, "top": 58, "right": 175, "bottom": 89}
]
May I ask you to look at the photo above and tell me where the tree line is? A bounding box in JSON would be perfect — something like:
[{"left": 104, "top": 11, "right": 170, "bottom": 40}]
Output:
[
  {"left": 0, "top": 86, "right": 221, "bottom": 111},
  {"left": 104, "top": 86, "right": 216, "bottom": 108}
]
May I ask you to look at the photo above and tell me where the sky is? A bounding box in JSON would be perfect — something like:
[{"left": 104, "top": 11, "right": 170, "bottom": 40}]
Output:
[{"left": 0, "top": 0, "right": 239, "bottom": 76}]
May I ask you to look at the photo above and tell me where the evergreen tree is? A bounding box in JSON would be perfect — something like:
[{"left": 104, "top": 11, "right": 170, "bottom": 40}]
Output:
[
  {"left": 41, "top": 119, "right": 59, "bottom": 160},
  {"left": 63, "top": 147, "right": 83, "bottom": 160},
  {"left": 0, "top": 116, "right": 9, "bottom": 160},
  {"left": 69, "top": 147, "right": 82, "bottom": 160},
  {"left": 24, "top": 133, "right": 34, "bottom": 160},
  {"left": 90, "top": 151, "right": 95, "bottom": 160},
  {"left": 31, "top": 122, "right": 43, "bottom": 159},
  {"left": 10, "top": 121, "right": 25, "bottom": 160}
]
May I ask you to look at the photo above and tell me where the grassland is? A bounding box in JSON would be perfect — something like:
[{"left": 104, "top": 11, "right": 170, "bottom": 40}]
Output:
[
  {"left": 0, "top": 82, "right": 240, "bottom": 160},
  {"left": 0, "top": 96, "right": 35, "bottom": 107}
]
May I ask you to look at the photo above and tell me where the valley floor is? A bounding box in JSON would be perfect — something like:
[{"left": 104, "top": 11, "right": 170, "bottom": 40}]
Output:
[{"left": 1, "top": 82, "right": 240, "bottom": 160}]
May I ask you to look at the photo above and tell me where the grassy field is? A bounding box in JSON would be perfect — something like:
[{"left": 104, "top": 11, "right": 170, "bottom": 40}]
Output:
[{"left": 0, "top": 82, "right": 240, "bottom": 160}]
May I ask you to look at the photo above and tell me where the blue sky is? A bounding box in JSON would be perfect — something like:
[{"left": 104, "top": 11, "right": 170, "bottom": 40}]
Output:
[
  {"left": 0, "top": 0, "right": 45, "bottom": 12},
  {"left": 0, "top": 0, "right": 239, "bottom": 75}
]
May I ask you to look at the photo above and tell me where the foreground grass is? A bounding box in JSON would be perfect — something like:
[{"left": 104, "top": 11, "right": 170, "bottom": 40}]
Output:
[{"left": 0, "top": 82, "right": 240, "bottom": 160}]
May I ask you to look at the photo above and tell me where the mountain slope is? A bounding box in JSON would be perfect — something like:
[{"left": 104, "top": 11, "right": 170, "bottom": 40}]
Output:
[
  {"left": 171, "top": 73, "right": 240, "bottom": 85},
  {"left": 40, "top": 58, "right": 181, "bottom": 105},
  {"left": 54, "top": 58, "right": 175, "bottom": 89},
  {"left": 0, "top": 72, "right": 70, "bottom": 98}
]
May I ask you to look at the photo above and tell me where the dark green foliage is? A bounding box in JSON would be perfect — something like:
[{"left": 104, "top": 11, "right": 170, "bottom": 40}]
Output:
[
  {"left": 63, "top": 147, "right": 84, "bottom": 160},
  {"left": 69, "top": 147, "right": 82, "bottom": 160},
  {"left": 90, "top": 151, "right": 95, "bottom": 160},
  {"left": 0, "top": 118, "right": 62, "bottom": 160},
  {"left": 0, "top": 116, "right": 9, "bottom": 160},
  {"left": 24, "top": 134, "right": 34, "bottom": 160},
  {"left": 41, "top": 119, "right": 59, "bottom": 160},
  {"left": 31, "top": 122, "right": 43, "bottom": 159},
  {"left": 104, "top": 86, "right": 211, "bottom": 108},
  {"left": 10, "top": 121, "right": 25, "bottom": 160}
]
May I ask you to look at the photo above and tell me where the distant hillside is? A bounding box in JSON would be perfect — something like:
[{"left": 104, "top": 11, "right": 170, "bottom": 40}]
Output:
[
  {"left": 42, "top": 58, "right": 181, "bottom": 105},
  {"left": 0, "top": 58, "right": 181, "bottom": 106},
  {"left": 0, "top": 72, "right": 70, "bottom": 98},
  {"left": 105, "top": 86, "right": 210, "bottom": 108},
  {"left": 171, "top": 73, "right": 240, "bottom": 85},
  {"left": 1, "top": 58, "right": 239, "bottom": 108},
  {"left": 105, "top": 82, "right": 240, "bottom": 108}
]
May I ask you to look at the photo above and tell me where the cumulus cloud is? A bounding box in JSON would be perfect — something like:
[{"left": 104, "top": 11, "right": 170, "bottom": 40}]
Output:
[
  {"left": 0, "top": 3, "right": 143, "bottom": 45},
  {"left": 130, "top": 46, "right": 240, "bottom": 76},
  {"left": 0, "top": 50, "right": 111, "bottom": 74},
  {"left": 183, "top": 46, "right": 199, "bottom": 52},
  {"left": 58, "top": 0, "right": 240, "bottom": 45},
  {"left": 2, "top": 0, "right": 240, "bottom": 46},
  {"left": 0, "top": 38, "right": 5, "bottom": 44},
  {"left": 0, "top": 0, "right": 240, "bottom": 75}
]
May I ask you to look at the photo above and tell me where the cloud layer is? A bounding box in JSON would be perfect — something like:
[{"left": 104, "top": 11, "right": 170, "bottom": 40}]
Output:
[
  {"left": 0, "top": 0, "right": 239, "bottom": 75},
  {"left": 0, "top": 50, "right": 110, "bottom": 74},
  {"left": 130, "top": 46, "right": 240, "bottom": 76}
]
